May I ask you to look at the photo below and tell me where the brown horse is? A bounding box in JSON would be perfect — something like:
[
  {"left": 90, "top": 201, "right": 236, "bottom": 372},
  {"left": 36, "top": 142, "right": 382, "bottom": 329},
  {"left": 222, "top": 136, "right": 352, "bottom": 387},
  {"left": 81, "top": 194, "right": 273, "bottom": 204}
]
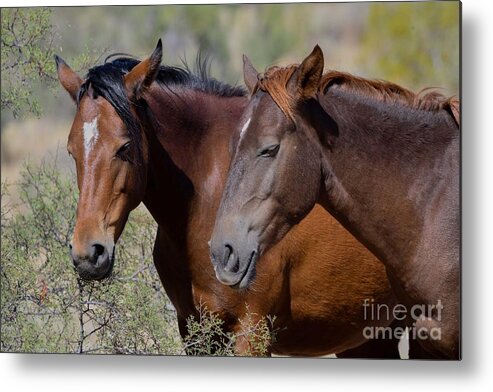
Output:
[
  {"left": 56, "top": 40, "right": 403, "bottom": 357},
  {"left": 210, "top": 46, "right": 460, "bottom": 359}
]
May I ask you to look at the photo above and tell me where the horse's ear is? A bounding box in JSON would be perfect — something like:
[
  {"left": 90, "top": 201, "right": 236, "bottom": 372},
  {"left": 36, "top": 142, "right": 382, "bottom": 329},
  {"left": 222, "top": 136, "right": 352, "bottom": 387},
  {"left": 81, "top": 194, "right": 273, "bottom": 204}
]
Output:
[
  {"left": 243, "top": 54, "right": 259, "bottom": 94},
  {"left": 55, "top": 55, "right": 83, "bottom": 102},
  {"left": 287, "top": 45, "right": 324, "bottom": 100},
  {"left": 124, "top": 39, "right": 163, "bottom": 99}
]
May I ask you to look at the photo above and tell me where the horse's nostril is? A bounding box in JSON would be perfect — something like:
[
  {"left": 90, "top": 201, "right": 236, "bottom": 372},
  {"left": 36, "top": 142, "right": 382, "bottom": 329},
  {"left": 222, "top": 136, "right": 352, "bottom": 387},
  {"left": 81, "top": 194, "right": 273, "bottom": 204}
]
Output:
[
  {"left": 223, "top": 243, "right": 234, "bottom": 265},
  {"left": 224, "top": 244, "right": 233, "bottom": 259},
  {"left": 223, "top": 244, "right": 240, "bottom": 273},
  {"left": 93, "top": 243, "right": 106, "bottom": 258}
]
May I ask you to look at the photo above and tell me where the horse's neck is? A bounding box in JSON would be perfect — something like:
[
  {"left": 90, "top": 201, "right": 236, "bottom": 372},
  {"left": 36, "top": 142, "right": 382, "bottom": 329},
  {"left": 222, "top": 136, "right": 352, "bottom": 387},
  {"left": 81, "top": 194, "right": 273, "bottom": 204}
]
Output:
[
  {"left": 318, "top": 91, "right": 459, "bottom": 268},
  {"left": 143, "top": 87, "right": 247, "bottom": 245}
]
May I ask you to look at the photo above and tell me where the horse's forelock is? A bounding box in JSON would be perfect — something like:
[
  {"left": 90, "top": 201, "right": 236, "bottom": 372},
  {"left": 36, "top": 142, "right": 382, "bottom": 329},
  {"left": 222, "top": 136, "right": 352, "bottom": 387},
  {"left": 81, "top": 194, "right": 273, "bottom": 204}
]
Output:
[{"left": 256, "top": 64, "right": 298, "bottom": 121}]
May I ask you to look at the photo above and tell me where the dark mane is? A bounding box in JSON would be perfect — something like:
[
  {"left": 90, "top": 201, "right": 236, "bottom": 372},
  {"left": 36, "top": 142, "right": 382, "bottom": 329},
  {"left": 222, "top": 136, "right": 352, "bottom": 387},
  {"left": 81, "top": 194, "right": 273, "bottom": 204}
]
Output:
[
  {"left": 79, "top": 54, "right": 245, "bottom": 107},
  {"left": 76, "top": 53, "right": 246, "bottom": 163}
]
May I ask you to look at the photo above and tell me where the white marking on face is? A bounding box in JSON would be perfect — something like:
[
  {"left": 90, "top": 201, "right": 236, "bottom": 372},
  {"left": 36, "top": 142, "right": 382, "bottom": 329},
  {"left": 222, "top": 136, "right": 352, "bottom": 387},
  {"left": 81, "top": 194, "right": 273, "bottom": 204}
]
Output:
[
  {"left": 82, "top": 117, "right": 99, "bottom": 160},
  {"left": 239, "top": 117, "right": 251, "bottom": 141}
]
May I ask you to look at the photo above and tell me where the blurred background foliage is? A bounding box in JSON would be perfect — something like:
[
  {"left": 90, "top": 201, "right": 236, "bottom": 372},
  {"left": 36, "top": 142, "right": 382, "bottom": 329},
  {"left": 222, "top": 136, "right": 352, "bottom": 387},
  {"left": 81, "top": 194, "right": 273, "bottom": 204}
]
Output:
[
  {"left": 362, "top": 2, "right": 459, "bottom": 92},
  {"left": 1, "top": 2, "right": 459, "bottom": 354},
  {"left": 1, "top": 8, "right": 56, "bottom": 119}
]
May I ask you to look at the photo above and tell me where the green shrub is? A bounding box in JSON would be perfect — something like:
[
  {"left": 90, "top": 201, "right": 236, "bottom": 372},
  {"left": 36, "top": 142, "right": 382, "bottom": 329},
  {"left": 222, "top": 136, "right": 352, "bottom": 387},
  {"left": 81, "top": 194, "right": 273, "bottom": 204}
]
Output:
[
  {"left": 1, "top": 160, "right": 181, "bottom": 354},
  {"left": 183, "top": 302, "right": 276, "bottom": 357}
]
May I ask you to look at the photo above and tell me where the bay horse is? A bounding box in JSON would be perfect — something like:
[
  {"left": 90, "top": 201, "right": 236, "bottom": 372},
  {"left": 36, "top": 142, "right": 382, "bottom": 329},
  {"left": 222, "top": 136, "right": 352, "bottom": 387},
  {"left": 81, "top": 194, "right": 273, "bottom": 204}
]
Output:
[
  {"left": 56, "top": 40, "right": 403, "bottom": 357},
  {"left": 210, "top": 45, "right": 460, "bottom": 359}
]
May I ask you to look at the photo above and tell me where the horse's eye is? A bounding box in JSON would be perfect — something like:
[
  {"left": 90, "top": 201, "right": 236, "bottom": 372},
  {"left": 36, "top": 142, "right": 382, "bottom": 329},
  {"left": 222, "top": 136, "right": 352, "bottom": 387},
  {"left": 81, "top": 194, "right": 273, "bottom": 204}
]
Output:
[
  {"left": 116, "top": 142, "right": 131, "bottom": 161},
  {"left": 259, "top": 144, "right": 280, "bottom": 158}
]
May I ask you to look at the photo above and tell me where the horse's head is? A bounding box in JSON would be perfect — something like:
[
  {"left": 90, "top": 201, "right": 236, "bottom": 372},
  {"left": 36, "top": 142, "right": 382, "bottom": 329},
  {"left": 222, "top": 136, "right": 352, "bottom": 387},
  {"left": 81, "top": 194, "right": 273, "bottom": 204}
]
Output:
[
  {"left": 210, "top": 46, "right": 326, "bottom": 289},
  {"left": 56, "top": 40, "right": 162, "bottom": 280}
]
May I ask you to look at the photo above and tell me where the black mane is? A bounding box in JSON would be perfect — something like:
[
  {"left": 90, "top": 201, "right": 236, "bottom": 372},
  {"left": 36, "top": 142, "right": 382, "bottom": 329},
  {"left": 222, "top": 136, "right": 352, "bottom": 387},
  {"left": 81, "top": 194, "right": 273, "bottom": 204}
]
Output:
[
  {"left": 76, "top": 53, "right": 246, "bottom": 164},
  {"left": 78, "top": 54, "right": 246, "bottom": 107}
]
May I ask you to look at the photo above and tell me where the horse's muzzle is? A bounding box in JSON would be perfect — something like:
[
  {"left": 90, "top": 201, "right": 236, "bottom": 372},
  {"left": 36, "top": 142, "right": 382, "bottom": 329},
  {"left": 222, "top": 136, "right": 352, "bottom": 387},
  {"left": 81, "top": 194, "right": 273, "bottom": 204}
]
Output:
[
  {"left": 210, "top": 239, "right": 258, "bottom": 290},
  {"left": 70, "top": 242, "right": 115, "bottom": 280}
]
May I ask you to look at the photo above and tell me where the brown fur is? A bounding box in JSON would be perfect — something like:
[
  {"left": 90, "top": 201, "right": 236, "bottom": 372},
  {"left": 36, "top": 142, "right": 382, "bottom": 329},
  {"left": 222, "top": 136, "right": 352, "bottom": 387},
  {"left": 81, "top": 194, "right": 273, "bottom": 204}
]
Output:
[
  {"left": 57, "top": 47, "right": 403, "bottom": 357},
  {"left": 144, "top": 88, "right": 399, "bottom": 357},
  {"left": 213, "top": 46, "right": 460, "bottom": 359}
]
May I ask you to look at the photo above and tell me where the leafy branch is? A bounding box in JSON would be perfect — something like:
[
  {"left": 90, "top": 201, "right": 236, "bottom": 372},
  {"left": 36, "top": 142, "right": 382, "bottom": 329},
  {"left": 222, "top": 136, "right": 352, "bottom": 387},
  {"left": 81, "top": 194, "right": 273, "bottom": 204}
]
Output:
[{"left": 1, "top": 8, "right": 57, "bottom": 118}]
